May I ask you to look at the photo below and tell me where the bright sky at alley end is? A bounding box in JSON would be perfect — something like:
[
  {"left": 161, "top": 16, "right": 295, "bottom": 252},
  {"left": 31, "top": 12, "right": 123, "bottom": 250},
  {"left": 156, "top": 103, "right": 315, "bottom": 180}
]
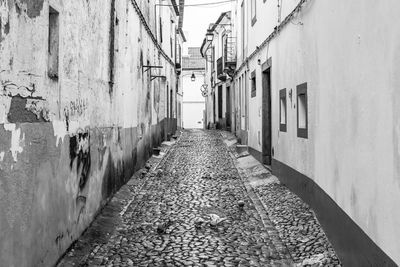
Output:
[{"left": 182, "top": 0, "right": 233, "bottom": 49}]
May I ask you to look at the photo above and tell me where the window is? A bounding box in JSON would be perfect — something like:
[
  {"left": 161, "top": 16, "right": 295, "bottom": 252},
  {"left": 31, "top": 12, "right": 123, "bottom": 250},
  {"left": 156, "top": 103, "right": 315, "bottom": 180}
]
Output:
[
  {"left": 222, "top": 33, "right": 227, "bottom": 63},
  {"left": 251, "top": 0, "right": 257, "bottom": 26},
  {"left": 244, "top": 71, "right": 249, "bottom": 130},
  {"left": 159, "top": 17, "right": 163, "bottom": 43},
  {"left": 48, "top": 6, "right": 59, "bottom": 79},
  {"left": 251, "top": 71, "right": 256, "bottom": 97},
  {"left": 297, "top": 83, "right": 308, "bottom": 138},
  {"left": 279, "top": 88, "right": 287, "bottom": 132}
]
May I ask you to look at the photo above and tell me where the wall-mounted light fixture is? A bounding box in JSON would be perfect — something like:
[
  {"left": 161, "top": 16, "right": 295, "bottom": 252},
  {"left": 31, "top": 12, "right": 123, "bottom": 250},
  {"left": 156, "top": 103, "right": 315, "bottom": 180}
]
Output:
[
  {"left": 206, "top": 30, "right": 214, "bottom": 42},
  {"left": 191, "top": 73, "right": 196, "bottom": 82}
]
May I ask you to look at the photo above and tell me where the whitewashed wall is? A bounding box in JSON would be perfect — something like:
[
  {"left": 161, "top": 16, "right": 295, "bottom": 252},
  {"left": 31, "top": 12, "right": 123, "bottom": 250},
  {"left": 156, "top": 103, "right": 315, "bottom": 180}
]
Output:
[{"left": 233, "top": 0, "right": 400, "bottom": 264}]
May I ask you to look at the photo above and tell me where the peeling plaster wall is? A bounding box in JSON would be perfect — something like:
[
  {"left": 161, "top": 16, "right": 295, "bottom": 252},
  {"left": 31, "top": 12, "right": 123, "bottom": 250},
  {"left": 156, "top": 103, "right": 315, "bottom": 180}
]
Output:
[{"left": 0, "top": 0, "right": 179, "bottom": 266}]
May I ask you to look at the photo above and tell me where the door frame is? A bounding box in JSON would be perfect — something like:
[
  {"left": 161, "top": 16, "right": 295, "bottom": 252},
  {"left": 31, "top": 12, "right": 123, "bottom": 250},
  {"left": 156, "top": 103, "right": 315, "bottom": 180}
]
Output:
[
  {"left": 226, "top": 86, "right": 231, "bottom": 130},
  {"left": 261, "top": 58, "right": 272, "bottom": 165}
]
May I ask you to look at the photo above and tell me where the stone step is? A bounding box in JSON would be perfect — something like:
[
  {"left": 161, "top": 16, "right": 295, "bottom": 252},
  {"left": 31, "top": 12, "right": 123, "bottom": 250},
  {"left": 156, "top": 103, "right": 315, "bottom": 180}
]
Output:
[{"left": 236, "top": 145, "right": 248, "bottom": 154}]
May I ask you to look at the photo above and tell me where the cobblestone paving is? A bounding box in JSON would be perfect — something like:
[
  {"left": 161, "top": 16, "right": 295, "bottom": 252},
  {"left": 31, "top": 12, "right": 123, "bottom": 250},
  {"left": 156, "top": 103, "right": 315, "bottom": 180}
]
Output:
[
  {"left": 59, "top": 130, "right": 293, "bottom": 266},
  {"left": 220, "top": 131, "right": 341, "bottom": 267},
  {"left": 254, "top": 185, "right": 340, "bottom": 266}
]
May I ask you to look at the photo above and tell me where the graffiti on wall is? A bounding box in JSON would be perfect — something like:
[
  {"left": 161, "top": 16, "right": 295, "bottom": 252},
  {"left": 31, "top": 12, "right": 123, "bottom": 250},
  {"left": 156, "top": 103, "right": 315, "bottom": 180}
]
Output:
[
  {"left": 69, "top": 129, "right": 91, "bottom": 191},
  {"left": 63, "top": 98, "right": 88, "bottom": 131},
  {"left": 64, "top": 99, "right": 88, "bottom": 118}
]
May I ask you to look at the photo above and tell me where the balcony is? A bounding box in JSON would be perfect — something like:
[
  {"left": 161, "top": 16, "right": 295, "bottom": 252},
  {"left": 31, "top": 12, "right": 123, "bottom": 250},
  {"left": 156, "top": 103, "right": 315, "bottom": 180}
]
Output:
[
  {"left": 224, "top": 36, "right": 237, "bottom": 76},
  {"left": 217, "top": 57, "right": 227, "bottom": 82},
  {"left": 175, "top": 62, "right": 181, "bottom": 75}
]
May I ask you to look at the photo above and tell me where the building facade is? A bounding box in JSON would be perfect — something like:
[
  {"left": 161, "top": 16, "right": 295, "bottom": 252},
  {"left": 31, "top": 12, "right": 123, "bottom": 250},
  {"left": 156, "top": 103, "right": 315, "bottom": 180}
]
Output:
[
  {"left": 201, "top": 0, "right": 400, "bottom": 265},
  {"left": 0, "top": 0, "right": 184, "bottom": 265},
  {"left": 182, "top": 47, "right": 206, "bottom": 129},
  {"left": 201, "top": 11, "right": 235, "bottom": 131}
]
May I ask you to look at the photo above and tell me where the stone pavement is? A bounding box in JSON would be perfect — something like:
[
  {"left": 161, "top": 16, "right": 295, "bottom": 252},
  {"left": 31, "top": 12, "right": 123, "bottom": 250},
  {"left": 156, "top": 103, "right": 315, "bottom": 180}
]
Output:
[
  {"left": 220, "top": 131, "right": 341, "bottom": 267},
  {"left": 58, "top": 129, "right": 340, "bottom": 267}
]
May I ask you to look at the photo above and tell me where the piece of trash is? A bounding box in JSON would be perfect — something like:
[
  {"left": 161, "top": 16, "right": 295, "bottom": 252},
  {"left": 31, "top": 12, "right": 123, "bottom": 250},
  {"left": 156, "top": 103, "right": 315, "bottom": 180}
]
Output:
[
  {"left": 209, "top": 214, "right": 227, "bottom": 227},
  {"left": 238, "top": 200, "right": 245, "bottom": 209},
  {"left": 156, "top": 220, "right": 173, "bottom": 234}
]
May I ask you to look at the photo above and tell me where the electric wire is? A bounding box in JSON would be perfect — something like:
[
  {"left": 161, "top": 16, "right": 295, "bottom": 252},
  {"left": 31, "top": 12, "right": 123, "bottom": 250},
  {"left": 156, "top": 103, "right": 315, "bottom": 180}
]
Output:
[{"left": 157, "top": 0, "right": 234, "bottom": 7}]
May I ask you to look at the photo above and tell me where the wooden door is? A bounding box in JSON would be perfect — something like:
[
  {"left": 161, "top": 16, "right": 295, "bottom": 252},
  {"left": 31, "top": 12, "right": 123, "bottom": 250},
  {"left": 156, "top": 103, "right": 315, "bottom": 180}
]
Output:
[
  {"left": 226, "top": 86, "right": 231, "bottom": 130},
  {"left": 262, "top": 68, "right": 272, "bottom": 165}
]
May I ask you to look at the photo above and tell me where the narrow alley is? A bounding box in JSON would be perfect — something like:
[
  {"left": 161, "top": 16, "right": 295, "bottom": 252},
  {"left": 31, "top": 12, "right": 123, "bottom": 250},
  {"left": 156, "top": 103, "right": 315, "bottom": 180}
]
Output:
[
  {"left": 1, "top": 0, "right": 400, "bottom": 266},
  {"left": 58, "top": 130, "right": 339, "bottom": 267}
]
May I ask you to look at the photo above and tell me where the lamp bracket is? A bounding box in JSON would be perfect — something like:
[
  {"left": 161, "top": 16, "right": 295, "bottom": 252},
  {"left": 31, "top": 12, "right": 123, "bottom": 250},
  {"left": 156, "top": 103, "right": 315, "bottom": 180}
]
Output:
[
  {"left": 150, "top": 75, "right": 166, "bottom": 81},
  {"left": 143, "top": 65, "right": 163, "bottom": 72}
]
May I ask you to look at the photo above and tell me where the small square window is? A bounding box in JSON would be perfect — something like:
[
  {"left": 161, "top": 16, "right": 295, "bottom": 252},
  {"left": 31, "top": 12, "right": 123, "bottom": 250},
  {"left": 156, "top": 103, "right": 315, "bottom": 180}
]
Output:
[
  {"left": 297, "top": 83, "right": 308, "bottom": 138},
  {"left": 48, "top": 6, "right": 59, "bottom": 80},
  {"left": 279, "top": 88, "right": 287, "bottom": 132},
  {"left": 251, "top": 71, "right": 256, "bottom": 98}
]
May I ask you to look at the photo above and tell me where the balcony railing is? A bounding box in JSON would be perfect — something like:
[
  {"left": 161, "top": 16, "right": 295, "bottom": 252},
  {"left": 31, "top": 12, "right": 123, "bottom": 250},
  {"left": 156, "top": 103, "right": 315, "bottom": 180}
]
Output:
[
  {"left": 224, "top": 36, "right": 237, "bottom": 75},
  {"left": 217, "top": 57, "right": 227, "bottom": 82},
  {"left": 175, "top": 62, "right": 181, "bottom": 75}
]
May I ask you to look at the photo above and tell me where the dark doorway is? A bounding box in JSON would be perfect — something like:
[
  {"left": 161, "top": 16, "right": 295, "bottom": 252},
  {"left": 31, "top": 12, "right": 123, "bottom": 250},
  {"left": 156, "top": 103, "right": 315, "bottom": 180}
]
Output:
[
  {"left": 167, "top": 85, "right": 170, "bottom": 119},
  {"left": 213, "top": 93, "right": 216, "bottom": 125},
  {"left": 226, "top": 86, "right": 231, "bottom": 131},
  {"left": 218, "top": 85, "right": 223, "bottom": 120},
  {"left": 262, "top": 68, "right": 272, "bottom": 165},
  {"left": 170, "top": 88, "right": 173, "bottom": 119}
]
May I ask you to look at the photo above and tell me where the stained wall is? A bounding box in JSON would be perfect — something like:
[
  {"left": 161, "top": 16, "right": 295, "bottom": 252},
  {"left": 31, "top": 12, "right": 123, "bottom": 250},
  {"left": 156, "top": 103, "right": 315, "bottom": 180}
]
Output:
[{"left": 0, "top": 0, "right": 180, "bottom": 265}]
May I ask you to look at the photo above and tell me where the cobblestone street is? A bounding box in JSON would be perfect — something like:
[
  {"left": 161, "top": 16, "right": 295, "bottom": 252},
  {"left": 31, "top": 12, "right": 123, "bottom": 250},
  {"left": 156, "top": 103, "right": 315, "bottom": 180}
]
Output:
[{"left": 58, "top": 130, "right": 339, "bottom": 267}]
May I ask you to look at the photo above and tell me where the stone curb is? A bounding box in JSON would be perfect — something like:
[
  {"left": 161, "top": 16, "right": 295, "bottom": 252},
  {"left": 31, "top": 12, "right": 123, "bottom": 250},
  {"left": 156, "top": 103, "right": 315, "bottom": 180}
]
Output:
[
  {"left": 219, "top": 130, "right": 341, "bottom": 266},
  {"left": 220, "top": 132, "right": 295, "bottom": 265}
]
